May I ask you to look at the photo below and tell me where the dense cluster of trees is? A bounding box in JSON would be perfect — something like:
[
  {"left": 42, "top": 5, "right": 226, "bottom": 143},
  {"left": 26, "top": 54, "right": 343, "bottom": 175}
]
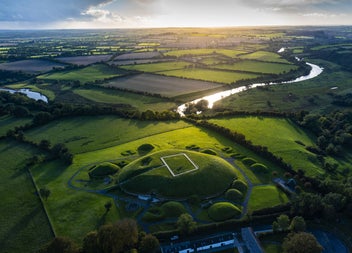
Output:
[
  {"left": 300, "top": 111, "right": 352, "bottom": 156},
  {"left": 38, "top": 219, "right": 159, "bottom": 253},
  {"left": 0, "top": 69, "right": 33, "bottom": 84}
]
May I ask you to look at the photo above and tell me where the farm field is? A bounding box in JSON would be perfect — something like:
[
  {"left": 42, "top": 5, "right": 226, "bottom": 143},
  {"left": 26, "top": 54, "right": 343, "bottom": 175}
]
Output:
[
  {"left": 111, "top": 59, "right": 170, "bottom": 65},
  {"left": 248, "top": 185, "right": 289, "bottom": 211},
  {"left": 164, "top": 49, "right": 246, "bottom": 58},
  {"left": 120, "top": 61, "right": 190, "bottom": 72},
  {"left": 55, "top": 55, "right": 113, "bottom": 65},
  {"left": 214, "top": 60, "right": 298, "bottom": 74},
  {"left": 239, "top": 51, "right": 291, "bottom": 64},
  {"left": 24, "top": 116, "right": 191, "bottom": 154},
  {"left": 73, "top": 87, "right": 177, "bottom": 111},
  {"left": 115, "top": 51, "right": 162, "bottom": 60},
  {"left": 209, "top": 116, "right": 323, "bottom": 176},
  {"left": 0, "top": 59, "right": 66, "bottom": 73},
  {"left": 159, "top": 68, "right": 261, "bottom": 84},
  {"left": 38, "top": 64, "right": 124, "bottom": 83},
  {"left": 0, "top": 141, "right": 53, "bottom": 253},
  {"left": 103, "top": 73, "right": 223, "bottom": 97}
]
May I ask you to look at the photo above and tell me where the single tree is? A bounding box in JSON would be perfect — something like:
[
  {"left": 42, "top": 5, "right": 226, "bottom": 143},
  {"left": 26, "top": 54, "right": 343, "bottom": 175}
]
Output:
[
  {"left": 282, "top": 232, "right": 323, "bottom": 253},
  {"left": 39, "top": 187, "right": 51, "bottom": 201},
  {"left": 104, "top": 201, "right": 112, "bottom": 213},
  {"left": 277, "top": 214, "right": 290, "bottom": 231},
  {"left": 176, "top": 213, "right": 197, "bottom": 235},
  {"left": 290, "top": 216, "right": 306, "bottom": 232},
  {"left": 138, "top": 234, "right": 160, "bottom": 253}
]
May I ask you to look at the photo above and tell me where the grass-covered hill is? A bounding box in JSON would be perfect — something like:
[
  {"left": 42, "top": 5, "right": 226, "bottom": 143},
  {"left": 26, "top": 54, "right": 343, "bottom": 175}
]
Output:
[{"left": 117, "top": 149, "right": 238, "bottom": 199}]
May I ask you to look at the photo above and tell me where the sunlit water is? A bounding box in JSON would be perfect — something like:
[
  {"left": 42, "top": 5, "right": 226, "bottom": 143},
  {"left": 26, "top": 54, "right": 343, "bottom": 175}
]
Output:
[
  {"left": 177, "top": 60, "right": 323, "bottom": 116},
  {"left": 0, "top": 88, "right": 48, "bottom": 103}
]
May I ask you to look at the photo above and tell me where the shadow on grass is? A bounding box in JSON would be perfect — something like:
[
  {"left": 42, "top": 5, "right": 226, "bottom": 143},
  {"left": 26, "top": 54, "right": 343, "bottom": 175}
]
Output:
[{"left": 95, "top": 211, "right": 108, "bottom": 230}]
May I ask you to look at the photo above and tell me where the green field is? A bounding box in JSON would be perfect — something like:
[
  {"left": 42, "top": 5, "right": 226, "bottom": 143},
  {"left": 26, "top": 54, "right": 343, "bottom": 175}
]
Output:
[
  {"left": 38, "top": 64, "right": 123, "bottom": 83},
  {"left": 214, "top": 60, "right": 298, "bottom": 74},
  {"left": 248, "top": 185, "right": 289, "bottom": 211},
  {"left": 159, "top": 68, "right": 261, "bottom": 84},
  {"left": 73, "top": 87, "right": 177, "bottom": 111},
  {"left": 239, "top": 51, "right": 291, "bottom": 64},
  {"left": 209, "top": 116, "right": 323, "bottom": 176},
  {"left": 0, "top": 115, "right": 32, "bottom": 137},
  {"left": 118, "top": 149, "right": 238, "bottom": 198},
  {"left": 120, "top": 61, "right": 190, "bottom": 72},
  {"left": 0, "top": 141, "right": 53, "bottom": 253},
  {"left": 164, "top": 49, "right": 246, "bottom": 58},
  {"left": 25, "top": 116, "right": 190, "bottom": 154}
]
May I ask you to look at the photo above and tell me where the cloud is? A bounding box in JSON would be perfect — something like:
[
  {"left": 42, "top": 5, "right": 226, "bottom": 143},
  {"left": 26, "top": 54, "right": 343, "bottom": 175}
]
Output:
[{"left": 0, "top": 0, "right": 112, "bottom": 22}]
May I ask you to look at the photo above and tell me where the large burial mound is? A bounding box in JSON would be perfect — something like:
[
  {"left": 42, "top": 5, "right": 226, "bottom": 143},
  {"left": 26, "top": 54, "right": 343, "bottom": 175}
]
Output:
[{"left": 117, "top": 149, "right": 238, "bottom": 199}]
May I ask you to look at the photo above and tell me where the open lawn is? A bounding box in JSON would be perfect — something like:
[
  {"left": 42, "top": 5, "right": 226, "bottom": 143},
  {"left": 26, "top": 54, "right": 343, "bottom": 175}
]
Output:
[
  {"left": 209, "top": 116, "right": 323, "bottom": 176},
  {"left": 164, "top": 49, "right": 246, "bottom": 58},
  {"left": 103, "top": 73, "right": 223, "bottom": 97},
  {"left": 248, "top": 185, "right": 289, "bottom": 211},
  {"left": 38, "top": 64, "right": 123, "bottom": 83},
  {"left": 73, "top": 87, "right": 177, "bottom": 111},
  {"left": 159, "top": 68, "right": 261, "bottom": 84},
  {"left": 0, "top": 141, "right": 53, "bottom": 253},
  {"left": 239, "top": 51, "right": 291, "bottom": 64},
  {"left": 0, "top": 59, "right": 66, "bottom": 74},
  {"left": 55, "top": 55, "right": 113, "bottom": 66},
  {"left": 214, "top": 60, "right": 298, "bottom": 74},
  {"left": 25, "top": 117, "right": 191, "bottom": 154},
  {"left": 120, "top": 61, "right": 190, "bottom": 72}
]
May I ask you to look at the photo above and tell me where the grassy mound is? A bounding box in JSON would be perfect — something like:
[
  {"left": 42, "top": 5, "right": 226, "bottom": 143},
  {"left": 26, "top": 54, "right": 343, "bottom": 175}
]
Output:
[
  {"left": 232, "top": 179, "right": 248, "bottom": 194},
  {"left": 225, "top": 189, "right": 243, "bottom": 202},
  {"left": 201, "top": 149, "right": 218, "bottom": 156},
  {"left": 88, "top": 162, "right": 119, "bottom": 179},
  {"left": 208, "top": 202, "right": 241, "bottom": 221},
  {"left": 250, "top": 163, "right": 269, "bottom": 174},
  {"left": 137, "top": 143, "right": 154, "bottom": 154},
  {"left": 117, "top": 149, "right": 238, "bottom": 199},
  {"left": 142, "top": 201, "right": 186, "bottom": 222},
  {"left": 242, "top": 157, "right": 257, "bottom": 166}
]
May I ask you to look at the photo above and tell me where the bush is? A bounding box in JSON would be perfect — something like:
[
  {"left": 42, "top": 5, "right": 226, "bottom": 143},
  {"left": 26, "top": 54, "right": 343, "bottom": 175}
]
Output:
[
  {"left": 161, "top": 202, "right": 187, "bottom": 218},
  {"left": 138, "top": 143, "right": 155, "bottom": 154},
  {"left": 250, "top": 163, "right": 269, "bottom": 174},
  {"left": 88, "top": 162, "right": 119, "bottom": 179},
  {"left": 242, "top": 157, "right": 257, "bottom": 166},
  {"left": 201, "top": 149, "right": 217, "bottom": 156},
  {"left": 225, "top": 189, "right": 243, "bottom": 202},
  {"left": 208, "top": 202, "right": 241, "bottom": 221},
  {"left": 232, "top": 180, "right": 248, "bottom": 194}
]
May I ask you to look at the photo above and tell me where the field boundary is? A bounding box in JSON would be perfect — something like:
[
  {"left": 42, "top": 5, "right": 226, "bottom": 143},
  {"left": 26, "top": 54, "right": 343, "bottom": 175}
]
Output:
[{"left": 161, "top": 153, "right": 199, "bottom": 177}]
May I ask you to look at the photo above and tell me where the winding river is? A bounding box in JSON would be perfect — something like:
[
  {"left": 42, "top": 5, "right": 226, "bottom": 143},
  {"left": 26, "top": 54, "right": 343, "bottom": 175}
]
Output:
[{"left": 177, "top": 60, "right": 323, "bottom": 116}]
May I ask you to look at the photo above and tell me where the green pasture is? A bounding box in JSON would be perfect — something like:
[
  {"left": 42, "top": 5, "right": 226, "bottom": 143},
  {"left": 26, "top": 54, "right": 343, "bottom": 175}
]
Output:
[
  {"left": 159, "top": 68, "right": 261, "bottom": 84},
  {"left": 120, "top": 61, "right": 190, "bottom": 72},
  {"left": 25, "top": 116, "right": 191, "bottom": 154},
  {"left": 214, "top": 60, "right": 298, "bottom": 74},
  {"left": 311, "top": 43, "right": 352, "bottom": 51},
  {"left": 164, "top": 49, "right": 246, "bottom": 58},
  {"left": 0, "top": 141, "right": 53, "bottom": 253},
  {"left": 209, "top": 116, "right": 323, "bottom": 176},
  {"left": 31, "top": 159, "right": 120, "bottom": 243},
  {"left": 248, "top": 185, "right": 289, "bottom": 211},
  {"left": 38, "top": 64, "right": 123, "bottom": 83},
  {"left": 73, "top": 87, "right": 177, "bottom": 111},
  {"left": 239, "top": 51, "right": 291, "bottom": 64},
  {"left": 0, "top": 115, "right": 31, "bottom": 137},
  {"left": 119, "top": 149, "right": 238, "bottom": 198}
]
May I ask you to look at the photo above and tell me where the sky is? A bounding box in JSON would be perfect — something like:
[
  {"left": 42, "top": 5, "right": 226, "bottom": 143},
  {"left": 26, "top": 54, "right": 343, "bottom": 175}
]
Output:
[{"left": 0, "top": 0, "right": 351, "bottom": 29}]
